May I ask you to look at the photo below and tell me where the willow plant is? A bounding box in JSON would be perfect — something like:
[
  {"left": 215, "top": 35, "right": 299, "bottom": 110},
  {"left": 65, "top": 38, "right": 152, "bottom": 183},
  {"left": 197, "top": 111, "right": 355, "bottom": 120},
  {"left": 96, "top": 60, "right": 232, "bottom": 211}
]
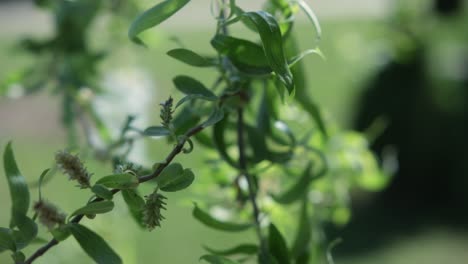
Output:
[{"left": 0, "top": 0, "right": 389, "bottom": 263}]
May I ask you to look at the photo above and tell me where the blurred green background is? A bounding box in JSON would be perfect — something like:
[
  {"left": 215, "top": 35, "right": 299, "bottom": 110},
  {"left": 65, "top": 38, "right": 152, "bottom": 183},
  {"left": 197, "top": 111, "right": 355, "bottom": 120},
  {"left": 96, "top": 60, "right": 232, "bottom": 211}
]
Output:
[{"left": 1, "top": 0, "right": 468, "bottom": 263}]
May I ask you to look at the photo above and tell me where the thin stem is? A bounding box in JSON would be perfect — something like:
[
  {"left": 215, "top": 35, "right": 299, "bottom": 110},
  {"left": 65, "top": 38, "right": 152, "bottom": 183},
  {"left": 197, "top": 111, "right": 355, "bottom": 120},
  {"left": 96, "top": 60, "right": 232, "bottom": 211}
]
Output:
[
  {"left": 24, "top": 123, "right": 205, "bottom": 264},
  {"left": 237, "top": 107, "right": 268, "bottom": 257}
]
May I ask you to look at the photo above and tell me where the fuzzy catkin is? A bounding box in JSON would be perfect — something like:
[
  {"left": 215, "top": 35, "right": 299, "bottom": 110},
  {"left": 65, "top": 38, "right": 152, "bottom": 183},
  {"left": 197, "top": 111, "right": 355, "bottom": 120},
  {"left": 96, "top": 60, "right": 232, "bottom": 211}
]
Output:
[
  {"left": 33, "top": 200, "right": 66, "bottom": 229},
  {"left": 55, "top": 150, "right": 91, "bottom": 188},
  {"left": 142, "top": 192, "right": 167, "bottom": 230}
]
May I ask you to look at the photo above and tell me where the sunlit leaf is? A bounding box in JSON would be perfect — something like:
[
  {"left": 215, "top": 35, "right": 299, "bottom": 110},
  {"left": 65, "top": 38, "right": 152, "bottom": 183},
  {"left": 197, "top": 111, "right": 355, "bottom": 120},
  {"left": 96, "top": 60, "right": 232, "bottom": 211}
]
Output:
[
  {"left": 129, "top": 0, "right": 191, "bottom": 45},
  {"left": 204, "top": 244, "right": 258, "bottom": 256},
  {"left": 68, "top": 223, "right": 122, "bottom": 264},
  {"left": 3, "top": 142, "right": 30, "bottom": 228},
  {"left": 167, "top": 48, "right": 215, "bottom": 67},
  {"left": 192, "top": 204, "right": 252, "bottom": 232},
  {"left": 242, "top": 11, "right": 294, "bottom": 93},
  {"left": 95, "top": 173, "right": 139, "bottom": 189},
  {"left": 211, "top": 35, "right": 271, "bottom": 75},
  {"left": 69, "top": 201, "right": 114, "bottom": 219}
]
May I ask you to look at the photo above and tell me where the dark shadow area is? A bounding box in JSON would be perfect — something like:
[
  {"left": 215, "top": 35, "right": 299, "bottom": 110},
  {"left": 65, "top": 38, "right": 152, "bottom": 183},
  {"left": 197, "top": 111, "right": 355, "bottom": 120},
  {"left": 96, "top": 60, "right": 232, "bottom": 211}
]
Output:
[{"left": 331, "top": 0, "right": 468, "bottom": 256}]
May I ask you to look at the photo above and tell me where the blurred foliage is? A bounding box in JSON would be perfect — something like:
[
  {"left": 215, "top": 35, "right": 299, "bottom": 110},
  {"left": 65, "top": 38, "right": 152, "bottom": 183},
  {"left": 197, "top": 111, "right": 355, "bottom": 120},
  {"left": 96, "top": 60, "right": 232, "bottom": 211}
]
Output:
[{"left": 0, "top": 0, "right": 391, "bottom": 263}]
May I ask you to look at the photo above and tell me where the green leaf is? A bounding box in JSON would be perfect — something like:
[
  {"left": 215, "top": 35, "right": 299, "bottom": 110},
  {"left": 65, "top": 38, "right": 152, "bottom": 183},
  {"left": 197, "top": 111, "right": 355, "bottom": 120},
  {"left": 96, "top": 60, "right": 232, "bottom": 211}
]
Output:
[
  {"left": 172, "top": 106, "right": 201, "bottom": 135},
  {"left": 37, "top": 168, "right": 50, "bottom": 201},
  {"left": 3, "top": 142, "right": 30, "bottom": 228},
  {"left": 326, "top": 238, "right": 343, "bottom": 264},
  {"left": 95, "top": 173, "right": 139, "bottom": 189},
  {"left": 213, "top": 116, "right": 239, "bottom": 169},
  {"left": 12, "top": 251, "right": 25, "bottom": 263},
  {"left": 156, "top": 163, "right": 194, "bottom": 192},
  {"left": 200, "top": 255, "right": 240, "bottom": 264},
  {"left": 91, "top": 184, "right": 113, "bottom": 200},
  {"left": 12, "top": 213, "right": 37, "bottom": 250},
  {"left": 121, "top": 189, "right": 145, "bottom": 228},
  {"left": 204, "top": 244, "right": 258, "bottom": 256},
  {"left": 173, "top": 75, "right": 217, "bottom": 99},
  {"left": 268, "top": 224, "right": 290, "bottom": 264},
  {"left": 129, "top": 0, "right": 191, "bottom": 44},
  {"left": 211, "top": 35, "right": 271, "bottom": 75},
  {"left": 291, "top": 199, "right": 311, "bottom": 263},
  {"left": 297, "top": 0, "right": 322, "bottom": 42},
  {"left": 68, "top": 223, "right": 122, "bottom": 264},
  {"left": 144, "top": 126, "right": 171, "bottom": 137},
  {"left": 272, "top": 163, "right": 313, "bottom": 204},
  {"left": 0, "top": 228, "right": 16, "bottom": 252},
  {"left": 285, "top": 34, "right": 328, "bottom": 137},
  {"left": 242, "top": 11, "right": 294, "bottom": 93},
  {"left": 202, "top": 108, "right": 225, "bottom": 128},
  {"left": 192, "top": 204, "right": 252, "bottom": 232},
  {"left": 167, "top": 48, "right": 215, "bottom": 67},
  {"left": 69, "top": 201, "right": 115, "bottom": 219},
  {"left": 51, "top": 225, "right": 71, "bottom": 242}
]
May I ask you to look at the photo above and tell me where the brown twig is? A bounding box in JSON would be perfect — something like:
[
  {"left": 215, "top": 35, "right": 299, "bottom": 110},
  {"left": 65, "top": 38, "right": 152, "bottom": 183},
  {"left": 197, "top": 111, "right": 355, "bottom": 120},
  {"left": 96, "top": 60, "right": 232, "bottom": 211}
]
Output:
[
  {"left": 24, "top": 124, "right": 204, "bottom": 264},
  {"left": 236, "top": 107, "right": 268, "bottom": 258}
]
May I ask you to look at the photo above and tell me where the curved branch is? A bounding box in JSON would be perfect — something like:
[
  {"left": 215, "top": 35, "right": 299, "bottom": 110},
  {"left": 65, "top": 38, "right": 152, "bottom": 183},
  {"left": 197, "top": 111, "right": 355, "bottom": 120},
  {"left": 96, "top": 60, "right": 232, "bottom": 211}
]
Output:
[{"left": 24, "top": 123, "right": 205, "bottom": 264}]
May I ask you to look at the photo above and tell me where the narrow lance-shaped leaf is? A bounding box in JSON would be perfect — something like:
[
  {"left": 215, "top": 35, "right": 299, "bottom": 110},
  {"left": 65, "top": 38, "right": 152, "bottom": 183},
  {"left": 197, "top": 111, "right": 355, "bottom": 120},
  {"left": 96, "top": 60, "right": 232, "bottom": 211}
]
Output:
[
  {"left": 144, "top": 126, "right": 171, "bottom": 137},
  {"left": 291, "top": 197, "right": 311, "bottom": 263},
  {"left": 203, "top": 244, "right": 258, "bottom": 256},
  {"left": 3, "top": 142, "right": 30, "bottom": 228},
  {"left": 129, "top": 0, "right": 191, "bottom": 45},
  {"left": 213, "top": 116, "right": 239, "bottom": 169},
  {"left": 200, "top": 255, "right": 241, "bottom": 264},
  {"left": 68, "top": 223, "right": 122, "bottom": 264},
  {"left": 95, "top": 173, "right": 139, "bottom": 189},
  {"left": 272, "top": 162, "right": 313, "bottom": 204},
  {"left": 122, "top": 189, "right": 145, "bottom": 228},
  {"left": 211, "top": 35, "right": 271, "bottom": 75},
  {"left": 167, "top": 49, "right": 215, "bottom": 67},
  {"left": 173, "top": 75, "right": 217, "bottom": 99},
  {"left": 192, "top": 204, "right": 252, "bottom": 232},
  {"left": 285, "top": 34, "right": 328, "bottom": 137},
  {"left": 202, "top": 108, "right": 225, "bottom": 128},
  {"left": 38, "top": 168, "right": 50, "bottom": 201},
  {"left": 242, "top": 11, "right": 294, "bottom": 94},
  {"left": 69, "top": 201, "right": 115, "bottom": 219},
  {"left": 268, "top": 224, "right": 290, "bottom": 264}
]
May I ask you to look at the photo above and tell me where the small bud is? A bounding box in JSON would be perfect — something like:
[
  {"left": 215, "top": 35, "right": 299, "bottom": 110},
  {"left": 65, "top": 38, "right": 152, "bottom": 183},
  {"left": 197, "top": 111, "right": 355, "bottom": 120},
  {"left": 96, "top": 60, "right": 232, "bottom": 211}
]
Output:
[
  {"left": 33, "top": 200, "right": 66, "bottom": 230},
  {"left": 114, "top": 162, "right": 142, "bottom": 177},
  {"left": 142, "top": 191, "right": 167, "bottom": 230},
  {"left": 55, "top": 150, "right": 92, "bottom": 188},
  {"left": 160, "top": 97, "right": 173, "bottom": 128}
]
